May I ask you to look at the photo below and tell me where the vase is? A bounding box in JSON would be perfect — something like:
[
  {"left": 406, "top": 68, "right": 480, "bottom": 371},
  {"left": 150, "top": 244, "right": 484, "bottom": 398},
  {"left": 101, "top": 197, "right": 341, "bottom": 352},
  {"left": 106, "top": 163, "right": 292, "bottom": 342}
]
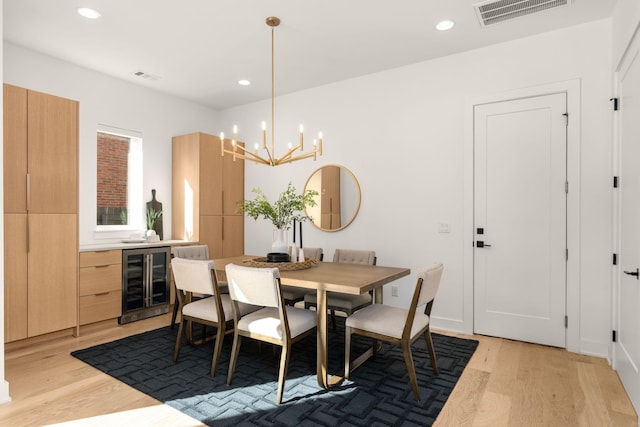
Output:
[{"left": 271, "top": 228, "right": 288, "bottom": 254}]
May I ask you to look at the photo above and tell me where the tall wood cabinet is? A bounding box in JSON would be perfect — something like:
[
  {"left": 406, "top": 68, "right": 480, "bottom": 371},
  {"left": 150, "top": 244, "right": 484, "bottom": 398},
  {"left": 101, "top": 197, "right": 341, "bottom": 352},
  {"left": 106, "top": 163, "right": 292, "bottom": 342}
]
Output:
[
  {"left": 4, "top": 84, "right": 79, "bottom": 342},
  {"left": 172, "top": 132, "right": 244, "bottom": 258}
]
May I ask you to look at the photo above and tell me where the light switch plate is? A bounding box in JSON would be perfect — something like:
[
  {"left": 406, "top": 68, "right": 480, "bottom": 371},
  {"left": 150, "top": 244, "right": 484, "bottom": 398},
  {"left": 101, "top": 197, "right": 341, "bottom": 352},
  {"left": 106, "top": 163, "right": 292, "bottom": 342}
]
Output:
[{"left": 438, "top": 222, "right": 451, "bottom": 233}]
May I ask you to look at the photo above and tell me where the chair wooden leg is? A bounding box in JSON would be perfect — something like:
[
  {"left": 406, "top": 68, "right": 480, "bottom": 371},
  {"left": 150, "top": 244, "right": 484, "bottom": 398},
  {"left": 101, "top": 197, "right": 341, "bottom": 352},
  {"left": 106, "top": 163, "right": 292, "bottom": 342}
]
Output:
[
  {"left": 401, "top": 340, "right": 421, "bottom": 401},
  {"left": 344, "top": 326, "right": 352, "bottom": 380},
  {"left": 173, "top": 316, "right": 185, "bottom": 363},
  {"left": 372, "top": 337, "right": 379, "bottom": 358},
  {"left": 210, "top": 323, "right": 225, "bottom": 377},
  {"left": 227, "top": 333, "right": 242, "bottom": 385},
  {"left": 170, "top": 300, "right": 179, "bottom": 329},
  {"left": 424, "top": 327, "right": 439, "bottom": 375},
  {"left": 276, "top": 342, "right": 291, "bottom": 404}
]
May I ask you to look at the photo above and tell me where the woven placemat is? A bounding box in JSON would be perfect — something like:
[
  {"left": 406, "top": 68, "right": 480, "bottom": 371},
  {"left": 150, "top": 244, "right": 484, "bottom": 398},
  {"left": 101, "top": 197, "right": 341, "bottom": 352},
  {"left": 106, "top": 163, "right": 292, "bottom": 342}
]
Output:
[{"left": 244, "top": 257, "right": 319, "bottom": 270}]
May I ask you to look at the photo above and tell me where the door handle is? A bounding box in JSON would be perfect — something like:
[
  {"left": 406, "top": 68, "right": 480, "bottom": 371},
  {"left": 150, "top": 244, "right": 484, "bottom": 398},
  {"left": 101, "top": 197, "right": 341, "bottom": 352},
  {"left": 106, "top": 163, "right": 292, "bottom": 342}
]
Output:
[
  {"left": 623, "top": 268, "right": 639, "bottom": 279},
  {"left": 476, "top": 241, "right": 492, "bottom": 248}
]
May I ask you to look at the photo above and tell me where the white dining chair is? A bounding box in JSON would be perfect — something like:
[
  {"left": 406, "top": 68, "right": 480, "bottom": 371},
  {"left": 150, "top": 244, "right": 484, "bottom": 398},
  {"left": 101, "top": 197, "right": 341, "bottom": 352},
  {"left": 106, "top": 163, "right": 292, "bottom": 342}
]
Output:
[
  {"left": 171, "top": 245, "right": 212, "bottom": 329},
  {"left": 171, "top": 258, "right": 259, "bottom": 376},
  {"left": 225, "top": 263, "right": 317, "bottom": 404},
  {"left": 304, "top": 248, "right": 376, "bottom": 330},
  {"left": 344, "top": 262, "right": 444, "bottom": 401}
]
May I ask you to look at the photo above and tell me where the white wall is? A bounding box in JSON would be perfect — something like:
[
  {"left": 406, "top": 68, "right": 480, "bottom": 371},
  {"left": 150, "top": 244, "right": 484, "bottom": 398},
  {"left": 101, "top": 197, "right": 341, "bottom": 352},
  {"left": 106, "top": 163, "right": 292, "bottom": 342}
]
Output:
[
  {"left": 3, "top": 42, "right": 223, "bottom": 245},
  {"left": 613, "top": 0, "right": 640, "bottom": 69},
  {"left": 222, "top": 19, "right": 613, "bottom": 357}
]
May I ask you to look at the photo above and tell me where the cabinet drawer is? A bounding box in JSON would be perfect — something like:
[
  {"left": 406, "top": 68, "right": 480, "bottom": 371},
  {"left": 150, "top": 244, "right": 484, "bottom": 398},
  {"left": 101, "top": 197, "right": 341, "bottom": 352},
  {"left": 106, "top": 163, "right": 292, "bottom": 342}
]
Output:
[
  {"left": 79, "top": 263, "right": 121, "bottom": 295},
  {"left": 79, "top": 291, "right": 122, "bottom": 325},
  {"left": 80, "top": 250, "right": 121, "bottom": 268}
]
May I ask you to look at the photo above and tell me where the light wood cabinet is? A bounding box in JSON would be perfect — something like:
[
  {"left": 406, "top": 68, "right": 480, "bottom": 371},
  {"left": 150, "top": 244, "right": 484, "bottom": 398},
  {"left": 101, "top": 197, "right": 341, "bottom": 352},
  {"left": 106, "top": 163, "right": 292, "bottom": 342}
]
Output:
[
  {"left": 79, "top": 250, "right": 122, "bottom": 325},
  {"left": 172, "top": 132, "right": 244, "bottom": 258},
  {"left": 200, "top": 215, "right": 244, "bottom": 259},
  {"left": 4, "top": 214, "right": 27, "bottom": 342},
  {"left": 4, "top": 84, "right": 79, "bottom": 342}
]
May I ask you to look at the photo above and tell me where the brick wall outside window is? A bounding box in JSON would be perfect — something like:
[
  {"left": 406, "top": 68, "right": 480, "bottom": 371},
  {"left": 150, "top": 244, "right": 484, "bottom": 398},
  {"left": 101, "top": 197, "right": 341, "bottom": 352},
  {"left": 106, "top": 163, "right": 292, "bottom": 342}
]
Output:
[{"left": 97, "top": 132, "right": 129, "bottom": 225}]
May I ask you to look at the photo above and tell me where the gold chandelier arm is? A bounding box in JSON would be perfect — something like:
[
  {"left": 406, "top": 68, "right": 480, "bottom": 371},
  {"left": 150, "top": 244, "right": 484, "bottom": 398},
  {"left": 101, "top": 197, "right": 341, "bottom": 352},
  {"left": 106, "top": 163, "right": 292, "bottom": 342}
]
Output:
[
  {"left": 277, "top": 142, "right": 303, "bottom": 161},
  {"left": 221, "top": 146, "right": 273, "bottom": 166},
  {"left": 263, "top": 142, "right": 275, "bottom": 164},
  {"left": 274, "top": 147, "right": 319, "bottom": 165}
]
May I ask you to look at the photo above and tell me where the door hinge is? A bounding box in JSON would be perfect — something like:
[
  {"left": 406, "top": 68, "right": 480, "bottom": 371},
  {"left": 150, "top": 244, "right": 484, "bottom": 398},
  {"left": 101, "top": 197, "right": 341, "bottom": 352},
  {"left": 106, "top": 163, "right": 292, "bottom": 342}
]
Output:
[
  {"left": 565, "top": 181, "right": 569, "bottom": 194},
  {"left": 613, "top": 253, "right": 618, "bottom": 265},
  {"left": 566, "top": 248, "right": 569, "bottom": 260},
  {"left": 610, "top": 97, "right": 619, "bottom": 111},
  {"left": 614, "top": 176, "right": 619, "bottom": 188},
  {"left": 565, "top": 315, "right": 568, "bottom": 328},
  {"left": 562, "top": 112, "right": 569, "bottom": 126},
  {"left": 612, "top": 330, "right": 617, "bottom": 342}
]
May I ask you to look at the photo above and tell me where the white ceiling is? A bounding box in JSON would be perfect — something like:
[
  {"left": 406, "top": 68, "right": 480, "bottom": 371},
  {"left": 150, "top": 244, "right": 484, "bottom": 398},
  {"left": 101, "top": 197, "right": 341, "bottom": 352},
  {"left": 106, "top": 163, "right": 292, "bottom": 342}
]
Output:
[{"left": 4, "top": 0, "right": 616, "bottom": 110}]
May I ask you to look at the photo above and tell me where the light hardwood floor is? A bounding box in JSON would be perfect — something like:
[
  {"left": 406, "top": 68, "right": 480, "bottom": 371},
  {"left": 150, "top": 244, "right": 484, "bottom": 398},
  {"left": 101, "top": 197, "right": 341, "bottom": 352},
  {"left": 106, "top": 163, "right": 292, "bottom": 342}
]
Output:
[{"left": 0, "top": 313, "right": 636, "bottom": 426}]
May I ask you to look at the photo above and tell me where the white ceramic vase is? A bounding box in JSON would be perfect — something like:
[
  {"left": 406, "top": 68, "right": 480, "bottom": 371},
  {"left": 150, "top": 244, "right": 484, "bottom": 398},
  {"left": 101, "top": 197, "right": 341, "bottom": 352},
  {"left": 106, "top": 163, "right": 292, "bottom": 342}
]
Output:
[{"left": 271, "top": 228, "right": 288, "bottom": 254}]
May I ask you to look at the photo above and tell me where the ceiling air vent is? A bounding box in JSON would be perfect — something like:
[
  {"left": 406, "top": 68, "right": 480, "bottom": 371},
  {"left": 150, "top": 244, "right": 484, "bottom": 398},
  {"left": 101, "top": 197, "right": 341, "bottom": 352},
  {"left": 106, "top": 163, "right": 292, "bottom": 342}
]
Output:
[{"left": 474, "top": 0, "right": 573, "bottom": 27}]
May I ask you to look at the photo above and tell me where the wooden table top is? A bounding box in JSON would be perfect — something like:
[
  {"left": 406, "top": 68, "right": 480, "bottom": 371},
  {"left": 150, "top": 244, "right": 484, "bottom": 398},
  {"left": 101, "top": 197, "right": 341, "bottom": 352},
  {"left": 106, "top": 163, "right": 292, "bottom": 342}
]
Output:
[{"left": 213, "top": 255, "right": 410, "bottom": 295}]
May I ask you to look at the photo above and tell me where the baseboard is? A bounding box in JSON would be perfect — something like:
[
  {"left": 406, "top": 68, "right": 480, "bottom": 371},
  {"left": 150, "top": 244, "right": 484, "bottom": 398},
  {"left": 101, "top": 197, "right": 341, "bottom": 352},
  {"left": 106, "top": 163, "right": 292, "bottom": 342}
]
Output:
[
  {"left": 0, "top": 380, "right": 11, "bottom": 405},
  {"left": 580, "top": 338, "right": 609, "bottom": 360},
  {"left": 431, "top": 316, "right": 467, "bottom": 335}
]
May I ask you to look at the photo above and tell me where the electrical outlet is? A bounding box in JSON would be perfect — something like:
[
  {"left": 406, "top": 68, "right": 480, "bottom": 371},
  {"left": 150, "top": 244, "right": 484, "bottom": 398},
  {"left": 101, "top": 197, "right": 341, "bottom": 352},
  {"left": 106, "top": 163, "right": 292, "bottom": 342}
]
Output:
[
  {"left": 391, "top": 285, "right": 399, "bottom": 297},
  {"left": 438, "top": 222, "right": 451, "bottom": 233}
]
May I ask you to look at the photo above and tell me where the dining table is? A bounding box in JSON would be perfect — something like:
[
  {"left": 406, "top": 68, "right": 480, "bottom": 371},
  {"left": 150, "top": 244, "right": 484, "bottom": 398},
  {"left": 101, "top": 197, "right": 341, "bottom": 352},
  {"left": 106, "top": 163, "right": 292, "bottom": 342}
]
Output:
[{"left": 212, "top": 255, "right": 411, "bottom": 389}]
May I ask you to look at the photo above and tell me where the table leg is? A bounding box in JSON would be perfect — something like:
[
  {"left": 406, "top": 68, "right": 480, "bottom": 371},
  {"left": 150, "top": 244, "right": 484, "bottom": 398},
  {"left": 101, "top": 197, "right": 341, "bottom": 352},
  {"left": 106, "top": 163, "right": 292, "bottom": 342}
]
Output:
[
  {"left": 374, "top": 287, "right": 383, "bottom": 304},
  {"left": 316, "top": 287, "right": 386, "bottom": 389},
  {"left": 316, "top": 288, "right": 329, "bottom": 388}
]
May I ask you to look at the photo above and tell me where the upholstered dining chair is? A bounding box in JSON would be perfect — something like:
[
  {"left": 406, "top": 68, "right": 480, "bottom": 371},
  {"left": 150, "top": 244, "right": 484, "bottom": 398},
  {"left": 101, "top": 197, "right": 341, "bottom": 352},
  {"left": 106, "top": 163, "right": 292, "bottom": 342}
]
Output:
[
  {"left": 304, "top": 248, "right": 376, "bottom": 330},
  {"left": 281, "top": 247, "right": 324, "bottom": 306},
  {"left": 171, "top": 258, "right": 259, "bottom": 376},
  {"left": 225, "top": 263, "right": 317, "bottom": 404},
  {"left": 171, "top": 245, "right": 211, "bottom": 329},
  {"left": 173, "top": 244, "right": 210, "bottom": 260},
  {"left": 344, "top": 262, "right": 444, "bottom": 401}
]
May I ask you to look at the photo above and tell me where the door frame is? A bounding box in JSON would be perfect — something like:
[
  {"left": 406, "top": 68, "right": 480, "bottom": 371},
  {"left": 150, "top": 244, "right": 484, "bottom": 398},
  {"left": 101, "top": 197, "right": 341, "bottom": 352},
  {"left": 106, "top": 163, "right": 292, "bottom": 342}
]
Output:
[
  {"left": 612, "top": 26, "right": 640, "bottom": 373},
  {"left": 463, "top": 79, "right": 581, "bottom": 353}
]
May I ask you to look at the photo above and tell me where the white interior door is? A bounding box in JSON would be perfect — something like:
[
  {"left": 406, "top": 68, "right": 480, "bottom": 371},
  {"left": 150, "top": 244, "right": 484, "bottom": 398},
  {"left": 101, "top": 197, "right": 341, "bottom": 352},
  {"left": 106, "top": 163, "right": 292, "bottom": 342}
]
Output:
[
  {"left": 616, "top": 46, "right": 640, "bottom": 413},
  {"left": 474, "top": 93, "right": 567, "bottom": 348}
]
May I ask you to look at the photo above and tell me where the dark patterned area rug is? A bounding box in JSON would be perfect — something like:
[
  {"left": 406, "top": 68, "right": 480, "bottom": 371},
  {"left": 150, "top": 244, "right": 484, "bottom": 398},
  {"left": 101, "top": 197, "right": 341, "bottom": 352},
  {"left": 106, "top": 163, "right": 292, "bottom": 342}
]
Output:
[{"left": 72, "top": 319, "right": 478, "bottom": 426}]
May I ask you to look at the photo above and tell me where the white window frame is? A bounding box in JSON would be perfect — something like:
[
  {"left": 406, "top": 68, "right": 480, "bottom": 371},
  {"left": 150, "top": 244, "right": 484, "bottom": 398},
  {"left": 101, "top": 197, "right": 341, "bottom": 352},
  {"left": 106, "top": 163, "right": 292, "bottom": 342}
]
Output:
[{"left": 94, "top": 124, "right": 144, "bottom": 240}]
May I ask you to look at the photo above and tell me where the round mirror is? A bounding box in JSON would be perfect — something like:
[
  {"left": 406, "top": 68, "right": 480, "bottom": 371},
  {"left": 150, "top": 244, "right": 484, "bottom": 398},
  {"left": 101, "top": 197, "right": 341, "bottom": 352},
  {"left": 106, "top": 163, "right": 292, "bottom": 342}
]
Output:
[{"left": 304, "top": 165, "right": 361, "bottom": 232}]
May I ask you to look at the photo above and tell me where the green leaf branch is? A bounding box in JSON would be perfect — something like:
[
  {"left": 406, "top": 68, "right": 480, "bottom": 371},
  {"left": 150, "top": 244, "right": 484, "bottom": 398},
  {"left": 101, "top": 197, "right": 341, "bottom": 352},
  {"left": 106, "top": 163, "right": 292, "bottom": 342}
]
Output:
[
  {"left": 240, "top": 182, "right": 318, "bottom": 230},
  {"left": 146, "top": 208, "right": 163, "bottom": 230}
]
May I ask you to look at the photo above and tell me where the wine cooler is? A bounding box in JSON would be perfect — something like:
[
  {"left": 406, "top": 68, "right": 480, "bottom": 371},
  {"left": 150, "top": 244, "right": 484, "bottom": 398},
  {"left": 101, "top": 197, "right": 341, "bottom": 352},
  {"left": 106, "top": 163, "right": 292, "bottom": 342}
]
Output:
[{"left": 119, "top": 246, "right": 171, "bottom": 324}]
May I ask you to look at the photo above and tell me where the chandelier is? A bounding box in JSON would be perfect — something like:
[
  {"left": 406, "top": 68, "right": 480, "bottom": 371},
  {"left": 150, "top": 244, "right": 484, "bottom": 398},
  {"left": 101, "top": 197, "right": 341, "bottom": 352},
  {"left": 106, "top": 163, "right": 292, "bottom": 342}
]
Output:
[{"left": 220, "top": 16, "right": 323, "bottom": 166}]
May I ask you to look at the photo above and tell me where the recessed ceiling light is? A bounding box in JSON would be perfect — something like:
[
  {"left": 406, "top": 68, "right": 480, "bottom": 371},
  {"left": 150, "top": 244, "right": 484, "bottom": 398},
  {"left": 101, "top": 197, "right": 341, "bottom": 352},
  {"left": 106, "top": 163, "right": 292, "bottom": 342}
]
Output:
[
  {"left": 436, "top": 20, "right": 455, "bottom": 31},
  {"left": 238, "top": 79, "right": 251, "bottom": 86},
  {"left": 77, "top": 7, "right": 101, "bottom": 20}
]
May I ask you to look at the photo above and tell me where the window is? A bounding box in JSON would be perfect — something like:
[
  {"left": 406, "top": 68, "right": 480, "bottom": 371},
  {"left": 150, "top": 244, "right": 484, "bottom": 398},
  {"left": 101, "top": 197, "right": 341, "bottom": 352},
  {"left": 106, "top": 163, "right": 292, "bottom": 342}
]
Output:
[{"left": 96, "top": 125, "right": 143, "bottom": 230}]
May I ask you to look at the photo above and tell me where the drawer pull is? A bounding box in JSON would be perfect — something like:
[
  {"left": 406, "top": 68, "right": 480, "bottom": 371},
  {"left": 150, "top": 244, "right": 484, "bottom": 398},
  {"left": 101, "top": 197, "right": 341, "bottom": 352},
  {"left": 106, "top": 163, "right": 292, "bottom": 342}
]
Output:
[
  {"left": 94, "top": 292, "right": 110, "bottom": 296},
  {"left": 94, "top": 265, "right": 110, "bottom": 268}
]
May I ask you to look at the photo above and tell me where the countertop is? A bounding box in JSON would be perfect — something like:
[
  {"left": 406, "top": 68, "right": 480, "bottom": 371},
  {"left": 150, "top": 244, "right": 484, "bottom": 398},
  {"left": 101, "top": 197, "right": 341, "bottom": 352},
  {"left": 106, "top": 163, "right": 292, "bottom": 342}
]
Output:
[{"left": 79, "top": 240, "right": 195, "bottom": 252}]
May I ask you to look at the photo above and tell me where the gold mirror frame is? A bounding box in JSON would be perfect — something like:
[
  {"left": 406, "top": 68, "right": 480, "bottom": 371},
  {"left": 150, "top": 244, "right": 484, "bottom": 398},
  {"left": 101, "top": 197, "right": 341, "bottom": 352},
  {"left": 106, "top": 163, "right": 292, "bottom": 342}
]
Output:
[{"left": 304, "top": 164, "right": 361, "bottom": 232}]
